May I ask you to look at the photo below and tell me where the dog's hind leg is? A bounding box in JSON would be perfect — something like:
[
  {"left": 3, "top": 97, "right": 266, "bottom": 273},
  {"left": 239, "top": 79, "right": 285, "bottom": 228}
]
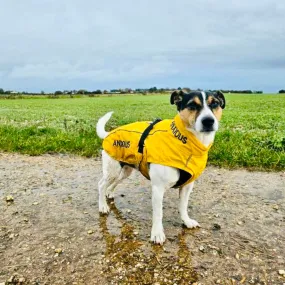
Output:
[
  {"left": 179, "top": 182, "right": 200, "bottom": 228},
  {"left": 106, "top": 165, "right": 133, "bottom": 199},
  {"left": 98, "top": 177, "right": 110, "bottom": 213},
  {"left": 98, "top": 151, "right": 122, "bottom": 213}
]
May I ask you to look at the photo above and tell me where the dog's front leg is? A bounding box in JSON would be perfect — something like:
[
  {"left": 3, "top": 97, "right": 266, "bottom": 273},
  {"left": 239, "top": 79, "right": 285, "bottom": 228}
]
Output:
[
  {"left": 179, "top": 182, "right": 200, "bottom": 228},
  {"left": 150, "top": 184, "right": 166, "bottom": 244},
  {"left": 149, "top": 164, "right": 179, "bottom": 244}
]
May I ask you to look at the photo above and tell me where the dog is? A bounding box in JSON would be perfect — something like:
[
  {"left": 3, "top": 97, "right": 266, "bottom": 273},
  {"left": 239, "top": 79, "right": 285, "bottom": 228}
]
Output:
[{"left": 96, "top": 90, "right": 225, "bottom": 244}]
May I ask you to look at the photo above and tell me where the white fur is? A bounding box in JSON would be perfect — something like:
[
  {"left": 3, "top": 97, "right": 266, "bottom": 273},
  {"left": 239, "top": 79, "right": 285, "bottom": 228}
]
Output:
[
  {"left": 98, "top": 150, "right": 133, "bottom": 213},
  {"left": 193, "top": 91, "right": 218, "bottom": 147},
  {"left": 97, "top": 110, "right": 215, "bottom": 244},
  {"left": 96, "top": 111, "right": 113, "bottom": 139},
  {"left": 179, "top": 182, "right": 200, "bottom": 228},
  {"left": 149, "top": 163, "right": 179, "bottom": 244}
]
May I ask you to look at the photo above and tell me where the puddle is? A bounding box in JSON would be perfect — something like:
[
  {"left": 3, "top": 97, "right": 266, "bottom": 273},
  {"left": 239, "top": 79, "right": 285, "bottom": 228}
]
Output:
[{"left": 99, "top": 201, "right": 198, "bottom": 284}]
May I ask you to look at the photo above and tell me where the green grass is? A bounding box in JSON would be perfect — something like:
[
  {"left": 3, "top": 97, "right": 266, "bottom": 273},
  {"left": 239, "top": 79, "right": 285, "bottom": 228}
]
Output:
[{"left": 0, "top": 94, "right": 284, "bottom": 170}]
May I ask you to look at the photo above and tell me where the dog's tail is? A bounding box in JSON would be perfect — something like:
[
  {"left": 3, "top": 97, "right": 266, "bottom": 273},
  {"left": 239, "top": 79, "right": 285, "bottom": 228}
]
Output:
[{"left": 96, "top": 111, "right": 114, "bottom": 139}]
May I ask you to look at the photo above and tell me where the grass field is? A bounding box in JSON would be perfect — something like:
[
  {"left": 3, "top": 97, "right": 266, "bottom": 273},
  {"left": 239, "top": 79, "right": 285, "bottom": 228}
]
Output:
[{"left": 0, "top": 94, "right": 284, "bottom": 170}]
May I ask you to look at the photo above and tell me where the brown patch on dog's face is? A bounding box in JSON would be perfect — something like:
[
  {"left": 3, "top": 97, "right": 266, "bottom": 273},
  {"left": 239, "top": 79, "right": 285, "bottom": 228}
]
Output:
[
  {"left": 206, "top": 95, "right": 215, "bottom": 105},
  {"left": 206, "top": 95, "right": 223, "bottom": 121},
  {"left": 193, "top": 96, "right": 203, "bottom": 106},
  {"left": 178, "top": 94, "right": 204, "bottom": 128},
  {"left": 179, "top": 107, "right": 199, "bottom": 128},
  {"left": 212, "top": 107, "right": 223, "bottom": 121}
]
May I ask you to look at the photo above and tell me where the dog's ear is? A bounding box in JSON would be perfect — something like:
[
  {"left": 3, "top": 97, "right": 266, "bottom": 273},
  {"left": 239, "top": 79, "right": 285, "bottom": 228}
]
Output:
[
  {"left": 170, "top": 90, "right": 185, "bottom": 105},
  {"left": 216, "top": 91, "right": 226, "bottom": 109}
]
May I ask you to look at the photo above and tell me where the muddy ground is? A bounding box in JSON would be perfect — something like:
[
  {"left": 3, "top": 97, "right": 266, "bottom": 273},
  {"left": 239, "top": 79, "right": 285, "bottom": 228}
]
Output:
[{"left": 0, "top": 153, "right": 284, "bottom": 285}]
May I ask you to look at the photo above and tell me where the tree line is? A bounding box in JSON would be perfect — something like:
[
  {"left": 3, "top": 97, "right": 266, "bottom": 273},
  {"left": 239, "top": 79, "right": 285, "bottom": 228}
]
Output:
[{"left": 1, "top": 87, "right": 285, "bottom": 95}]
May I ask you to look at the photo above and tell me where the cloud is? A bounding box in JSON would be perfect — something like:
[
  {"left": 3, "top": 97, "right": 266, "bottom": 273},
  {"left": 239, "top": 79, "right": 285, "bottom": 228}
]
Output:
[
  {"left": 0, "top": 0, "right": 284, "bottom": 92},
  {"left": 8, "top": 56, "right": 178, "bottom": 81}
]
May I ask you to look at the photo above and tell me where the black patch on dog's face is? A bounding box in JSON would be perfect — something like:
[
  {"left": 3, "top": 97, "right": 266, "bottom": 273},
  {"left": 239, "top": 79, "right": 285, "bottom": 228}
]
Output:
[
  {"left": 171, "top": 90, "right": 226, "bottom": 111},
  {"left": 205, "top": 92, "right": 221, "bottom": 110},
  {"left": 170, "top": 90, "right": 204, "bottom": 111},
  {"left": 205, "top": 91, "right": 226, "bottom": 109}
]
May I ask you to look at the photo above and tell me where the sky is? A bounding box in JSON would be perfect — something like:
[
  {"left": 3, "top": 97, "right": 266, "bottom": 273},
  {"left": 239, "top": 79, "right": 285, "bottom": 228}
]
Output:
[{"left": 0, "top": 0, "right": 284, "bottom": 93}]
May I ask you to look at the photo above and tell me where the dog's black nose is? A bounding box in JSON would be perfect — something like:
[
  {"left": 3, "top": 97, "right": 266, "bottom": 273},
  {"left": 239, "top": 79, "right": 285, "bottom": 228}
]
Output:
[{"left": 202, "top": 117, "right": 215, "bottom": 128}]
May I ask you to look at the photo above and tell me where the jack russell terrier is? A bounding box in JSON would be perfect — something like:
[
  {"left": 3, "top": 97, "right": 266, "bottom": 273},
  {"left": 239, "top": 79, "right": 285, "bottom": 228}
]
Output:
[{"left": 96, "top": 90, "right": 226, "bottom": 244}]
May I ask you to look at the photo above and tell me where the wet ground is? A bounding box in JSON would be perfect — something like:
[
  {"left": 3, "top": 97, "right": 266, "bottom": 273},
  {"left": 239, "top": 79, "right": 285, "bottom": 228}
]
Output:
[{"left": 0, "top": 153, "right": 285, "bottom": 285}]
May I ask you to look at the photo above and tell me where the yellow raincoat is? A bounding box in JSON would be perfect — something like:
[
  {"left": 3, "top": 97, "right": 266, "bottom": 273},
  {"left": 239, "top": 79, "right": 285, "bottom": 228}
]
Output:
[{"left": 103, "top": 114, "right": 212, "bottom": 187}]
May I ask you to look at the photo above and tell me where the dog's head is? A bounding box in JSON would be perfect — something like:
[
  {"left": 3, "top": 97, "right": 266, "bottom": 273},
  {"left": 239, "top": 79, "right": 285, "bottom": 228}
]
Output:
[{"left": 170, "top": 90, "right": 225, "bottom": 133}]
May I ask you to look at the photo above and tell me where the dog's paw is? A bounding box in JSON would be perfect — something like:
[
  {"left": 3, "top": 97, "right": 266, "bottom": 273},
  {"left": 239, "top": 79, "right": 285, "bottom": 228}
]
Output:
[
  {"left": 99, "top": 203, "right": 110, "bottom": 214},
  {"left": 151, "top": 228, "right": 166, "bottom": 244},
  {"left": 183, "top": 218, "right": 200, "bottom": 228}
]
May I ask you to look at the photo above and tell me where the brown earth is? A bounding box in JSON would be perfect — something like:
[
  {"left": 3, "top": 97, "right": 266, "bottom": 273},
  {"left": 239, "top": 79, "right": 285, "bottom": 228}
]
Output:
[{"left": 0, "top": 153, "right": 284, "bottom": 285}]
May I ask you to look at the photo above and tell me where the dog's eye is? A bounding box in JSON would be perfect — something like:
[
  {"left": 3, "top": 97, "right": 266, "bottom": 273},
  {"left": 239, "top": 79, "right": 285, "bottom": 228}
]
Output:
[
  {"left": 209, "top": 101, "right": 219, "bottom": 109},
  {"left": 187, "top": 103, "right": 201, "bottom": 111}
]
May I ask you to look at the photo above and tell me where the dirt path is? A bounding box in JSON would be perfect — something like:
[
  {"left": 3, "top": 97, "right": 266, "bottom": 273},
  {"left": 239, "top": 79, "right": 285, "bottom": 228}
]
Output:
[{"left": 0, "top": 153, "right": 284, "bottom": 285}]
